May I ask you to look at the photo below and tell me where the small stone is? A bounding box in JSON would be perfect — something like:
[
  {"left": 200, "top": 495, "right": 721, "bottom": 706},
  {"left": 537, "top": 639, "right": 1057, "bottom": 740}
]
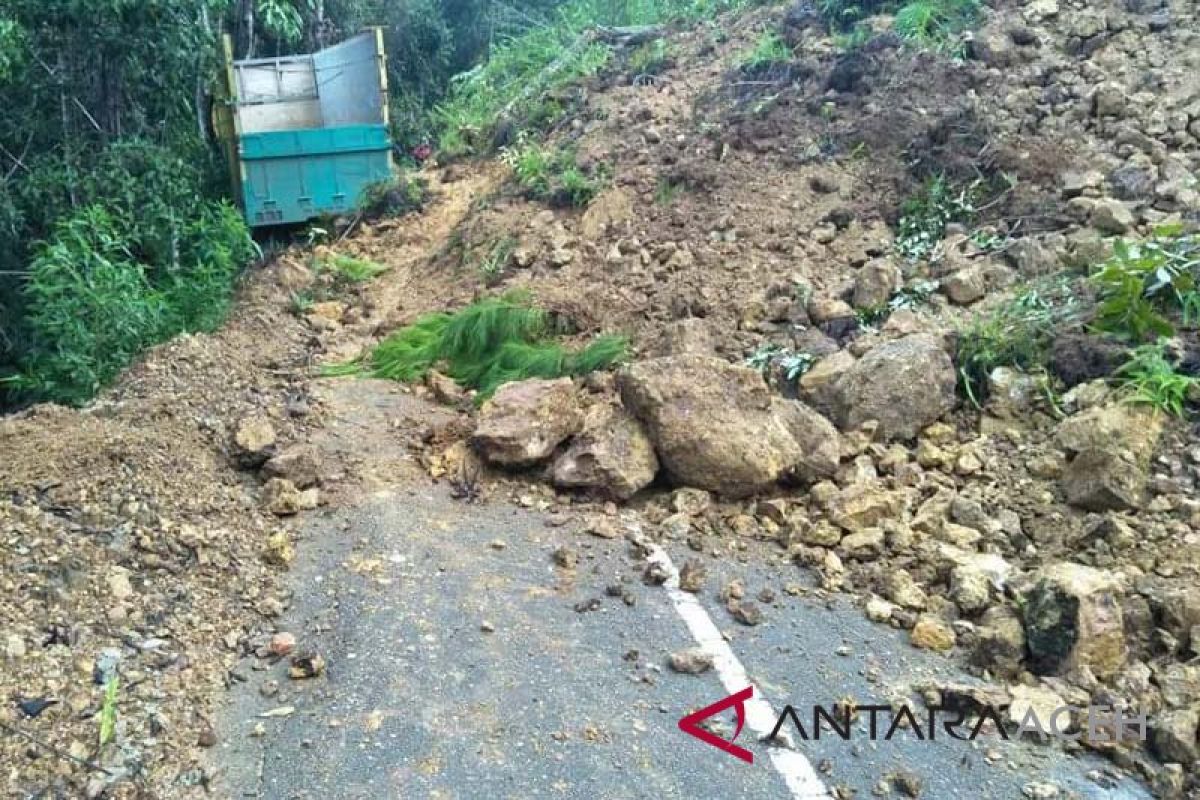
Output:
[
  {"left": 233, "top": 416, "right": 277, "bottom": 467},
  {"left": 865, "top": 596, "right": 897, "bottom": 623},
  {"left": 729, "top": 601, "right": 764, "bottom": 626},
  {"left": 679, "top": 559, "right": 707, "bottom": 593},
  {"left": 552, "top": 546, "right": 578, "bottom": 569},
  {"left": 480, "top": 621, "right": 496, "bottom": 633},
  {"left": 288, "top": 651, "right": 326, "bottom": 680},
  {"left": 910, "top": 617, "right": 956, "bottom": 652},
  {"left": 668, "top": 647, "right": 715, "bottom": 675},
  {"left": 268, "top": 632, "right": 297, "bottom": 658}
]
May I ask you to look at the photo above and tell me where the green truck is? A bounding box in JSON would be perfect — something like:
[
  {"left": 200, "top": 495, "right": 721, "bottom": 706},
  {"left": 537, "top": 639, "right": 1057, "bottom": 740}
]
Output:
[{"left": 216, "top": 30, "right": 393, "bottom": 227}]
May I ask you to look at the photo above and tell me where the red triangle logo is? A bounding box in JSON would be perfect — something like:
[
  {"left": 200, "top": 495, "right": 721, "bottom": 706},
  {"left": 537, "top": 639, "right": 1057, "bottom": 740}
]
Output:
[{"left": 678, "top": 686, "right": 755, "bottom": 764}]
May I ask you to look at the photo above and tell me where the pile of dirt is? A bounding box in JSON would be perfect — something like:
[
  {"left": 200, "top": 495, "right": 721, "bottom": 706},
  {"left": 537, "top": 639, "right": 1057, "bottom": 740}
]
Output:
[{"left": 328, "top": 0, "right": 1200, "bottom": 795}]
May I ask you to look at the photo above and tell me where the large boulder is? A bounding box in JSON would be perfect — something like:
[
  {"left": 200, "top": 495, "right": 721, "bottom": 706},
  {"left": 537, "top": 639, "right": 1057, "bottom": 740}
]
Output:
[
  {"left": 773, "top": 399, "right": 842, "bottom": 483},
  {"left": 1055, "top": 404, "right": 1162, "bottom": 511},
  {"left": 1021, "top": 563, "right": 1127, "bottom": 679},
  {"left": 619, "top": 355, "right": 833, "bottom": 497},
  {"left": 830, "top": 334, "right": 957, "bottom": 440},
  {"left": 551, "top": 403, "right": 659, "bottom": 500},
  {"left": 473, "top": 378, "right": 583, "bottom": 466}
]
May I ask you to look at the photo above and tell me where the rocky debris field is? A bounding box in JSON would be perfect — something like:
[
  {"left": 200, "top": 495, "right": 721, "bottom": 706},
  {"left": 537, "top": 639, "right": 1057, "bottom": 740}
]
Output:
[{"left": 3, "top": 0, "right": 1200, "bottom": 797}]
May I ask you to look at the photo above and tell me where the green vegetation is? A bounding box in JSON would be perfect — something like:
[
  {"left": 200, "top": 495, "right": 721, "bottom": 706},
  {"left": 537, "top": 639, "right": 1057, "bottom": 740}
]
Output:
[
  {"left": 503, "top": 139, "right": 606, "bottom": 208},
  {"left": 1090, "top": 226, "right": 1199, "bottom": 342},
  {"left": 358, "top": 175, "right": 429, "bottom": 220},
  {"left": 629, "top": 38, "right": 673, "bottom": 78},
  {"left": 1114, "top": 344, "right": 1197, "bottom": 418},
  {"left": 328, "top": 292, "right": 628, "bottom": 399},
  {"left": 955, "top": 280, "right": 1081, "bottom": 407},
  {"left": 856, "top": 279, "right": 940, "bottom": 328},
  {"left": 98, "top": 676, "right": 119, "bottom": 747},
  {"left": 435, "top": 0, "right": 761, "bottom": 157},
  {"left": 746, "top": 345, "right": 816, "bottom": 386},
  {"left": 895, "top": 175, "right": 983, "bottom": 262},
  {"left": 318, "top": 254, "right": 389, "bottom": 284},
  {"left": 738, "top": 31, "right": 793, "bottom": 73},
  {"left": 818, "top": 0, "right": 980, "bottom": 49},
  {"left": 654, "top": 177, "right": 685, "bottom": 206},
  {"left": 479, "top": 237, "right": 518, "bottom": 286}
]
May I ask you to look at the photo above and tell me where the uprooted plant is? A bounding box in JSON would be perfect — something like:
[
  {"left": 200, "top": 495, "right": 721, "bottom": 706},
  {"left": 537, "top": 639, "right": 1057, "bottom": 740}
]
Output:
[
  {"left": 1089, "top": 225, "right": 1200, "bottom": 342},
  {"left": 1113, "top": 343, "right": 1198, "bottom": 418},
  {"left": 325, "top": 291, "right": 628, "bottom": 399}
]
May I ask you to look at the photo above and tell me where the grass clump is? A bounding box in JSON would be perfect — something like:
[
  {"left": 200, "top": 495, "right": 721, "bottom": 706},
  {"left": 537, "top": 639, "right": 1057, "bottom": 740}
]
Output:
[
  {"left": 358, "top": 174, "right": 428, "bottom": 220},
  {"left": 629, "top": 38, "right": 673, "bottom": 79},
  {"left": 479, "top": 237, "right": 518, "bottom": 286},
  {"left": 955, "top": 280, "right": 1081, "bottom": 407},
  {"left": 737, "top": 31, "right": 793, "bottom": 74},
  {"left": 502, "top": 139, "right": 605, "bottom": 208},
  {"left": 1090, "top": 225, "right": 1199, "bottom": 342},
  {"left": 318, "top": 254, "right": 389, "bottom": 283},
  {"left": 331, "top": 292, "right": 628, "bottom": 399},
  {"left": 1114, "top": 344, "right": 1197, "bottom": 418}
]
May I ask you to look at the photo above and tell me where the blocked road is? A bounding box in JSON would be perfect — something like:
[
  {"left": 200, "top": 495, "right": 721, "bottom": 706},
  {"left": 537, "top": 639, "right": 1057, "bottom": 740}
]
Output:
[{"left": 215, "top": 487, "right": 1151, "bottom": 799}]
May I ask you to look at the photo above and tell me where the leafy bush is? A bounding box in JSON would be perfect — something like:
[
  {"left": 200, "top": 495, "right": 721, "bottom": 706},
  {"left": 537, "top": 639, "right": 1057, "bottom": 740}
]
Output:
[
  {"left": 14, "top": 201, "right": 252, "bottom": 405},
  {"left": 330, "top": 291, "right": 628, "bottom": 399},
  {"left": 955, "top": 280, "right": 1081, "bottom": 407},
  {"left": 1114, "top": 344, "right": 1197, "bottom": 418},
  {"left": 1090, "top": 226, "right": 1199, "bottom": 342}
]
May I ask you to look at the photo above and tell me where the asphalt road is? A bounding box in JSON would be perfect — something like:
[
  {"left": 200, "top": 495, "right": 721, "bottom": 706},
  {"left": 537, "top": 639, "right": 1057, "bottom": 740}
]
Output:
[{"left": 213, "top": 486, "right": 1152, "bottom": 800}]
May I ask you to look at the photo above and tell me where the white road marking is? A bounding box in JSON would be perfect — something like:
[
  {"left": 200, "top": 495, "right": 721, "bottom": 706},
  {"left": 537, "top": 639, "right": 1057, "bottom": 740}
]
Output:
[{"left": 647, "top": 543, "right": 833, "bottom": 799}]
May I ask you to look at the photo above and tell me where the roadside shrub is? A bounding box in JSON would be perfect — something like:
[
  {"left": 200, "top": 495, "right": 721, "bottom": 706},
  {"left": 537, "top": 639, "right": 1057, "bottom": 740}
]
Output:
[
  {"left": 15, "top": 201, "right": 252, "bottom": 405},
  {"left": 329, "top": 291, "right": 628, "bottom": 399}
]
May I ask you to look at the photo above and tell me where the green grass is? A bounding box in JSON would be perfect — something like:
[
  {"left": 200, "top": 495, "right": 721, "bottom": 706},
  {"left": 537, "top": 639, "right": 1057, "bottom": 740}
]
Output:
[
  {"left": 479, "top": 237, "right": 518, "bottom": 286},
  {"left": 98, "top": 676, "right": 119, "bottom": 747},
  {"left": 955, "top": 280, "right": 1081, "bottom": 407},
  {"left": 895, "top": 175, "right": 982, "bottom": 263},
  {"left": 737, "top": 31, "right": 793, "bottom": 73},
  {"left": 629, "top": 38, "right": 673, "bottom": 78},
  {"left": 318, "top": 254, "right": 389, "bottom": 283},
  {"left": 1114, "top": 344, "right": 1197, "bottom": 417},
  {"left": 435, "top": 0, "right": 761, "bottom": 157},
  {"left": 818, "top": 0, "right": 980, "bottom": 50},
  {"left": 502, "top": 140, "right": 605, "bottom": 208},
  {"left": 328, "top": 292, "right": 628, "bottom": 400}
]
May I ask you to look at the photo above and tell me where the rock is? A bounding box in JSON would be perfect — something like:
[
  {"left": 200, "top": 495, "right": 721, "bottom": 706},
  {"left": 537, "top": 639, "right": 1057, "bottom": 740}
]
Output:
[
  {"left": 679, "top": 559, "right": 707, "bottom": 593},
  {"left": 262, "top": 445, "right": 322, "bottom": 488},
  {"left": 729, "top": 601, "right": 764, "bottom": 626},
  {"left": 865, "top": 596, "right": 898, "bottom": 623},
  {"left": 1062, "top": 448, "right": 1147, "bottom": 511},
  {"left": 852, "top": 258, "right": 901, "bottom": 309},
  {"left": 973, "top": 605, "right": 1026, "bottom": 678},
  {"left": 942, "top": 265, "right": 988, "bottom": 305},
  {"left": 427, "top": 370, "right": 467, "bottom": 405},
  {"left": 911, "top": 617, "right": 956, "bottom": 652},
  {"left": 262, "top": 478, "right": 317, "bottom": 516},
  {"left": 233, "top": 415, "right": 276, "bottom": 467},
  {"left": 288, "top": 650, "right": 326, "bottom": 680},
  {"left": 1152, "top": 709, "right": 1198, "bottom": 765},
  {"left": 950, "top": 564, "right": 993, "bottom": 614},
  {"left": 107, "top": 567, "right": 133, "bottom": 600},
  {"left": 1022, "top": 563, "right": 1126, "bottom": 678},
  {"left": 669, "top": 647, "right": 715, "bottom": 675},
  {"left": 886, "top": 570, "right": 929, "bottom": 610},
  {"left": 1089, "top": 199, "right": 1135, "bottom": 235},
  {"left": 552, "top": 546, "right": 578, "bottom": 569},
  {"left": 551, "top": 403, "right": 659, "bottom": 500},
  {"left": 1023, "top": 782, "right": 1062, "bottom": 800},
  {"left": 618, "top": 355, "right": 806, "bottom": 497},
  {"left": 831, "top": 335, "right": 956, "bottom": 440},
  {"left": 1050, "top": 334, "right": 1129, "bottom": 387},
  {"left": 1055, "top": 404, "right": 1161, "bottom": 464},
  {"left": 1008, "top": 684, "right": 1066, "bottom": 730},
  {"left": 262, "top": 530, "right": 295, "bottom": 566},
  {"left": 827, "top": 483, "right": 908, "bottom": 531},
  {"left": 671, "top": 488, "right": 712, "bottom": 515},
  {"left": 654, "top": 319, "right": 714, "bottom": 357},
  {"left": 798, "top": 350, "right": 856, "bottom": 415},
  {"left": 1157, "top": 664, "right": 1200, "bottom": 709},
  {"left": 268, "top": 632, "right": 297, "bottom": 657},
  {"left": 1109, "top": 166, "right": 1155, "bottom": 201},
  {"left": 473, "top": 378, "right": 583, "bottom": 466},
  {"left": 839, "top": 528, "right": 885, "bottom": 560},
  {"left": 1092, "top": 83, "right": 1127, "bottom": 118},
  {"left": 774, "top": 400, "right": 842, "bottom": 483}
]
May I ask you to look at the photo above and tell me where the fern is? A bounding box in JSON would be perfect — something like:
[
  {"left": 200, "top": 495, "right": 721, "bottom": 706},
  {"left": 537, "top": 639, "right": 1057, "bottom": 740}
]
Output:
[{"left": 330, "top": 293, "right": 627, "bottom": 400}]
